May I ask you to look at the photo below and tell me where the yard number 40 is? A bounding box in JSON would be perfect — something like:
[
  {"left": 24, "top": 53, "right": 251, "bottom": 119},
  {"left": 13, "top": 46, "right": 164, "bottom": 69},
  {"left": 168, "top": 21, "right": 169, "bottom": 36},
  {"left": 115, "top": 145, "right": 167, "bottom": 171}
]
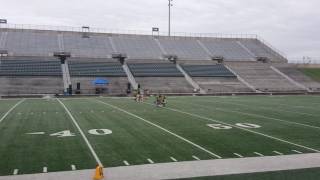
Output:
[{"left": 50, "top": 129, "right": 112, "bottom": 138}]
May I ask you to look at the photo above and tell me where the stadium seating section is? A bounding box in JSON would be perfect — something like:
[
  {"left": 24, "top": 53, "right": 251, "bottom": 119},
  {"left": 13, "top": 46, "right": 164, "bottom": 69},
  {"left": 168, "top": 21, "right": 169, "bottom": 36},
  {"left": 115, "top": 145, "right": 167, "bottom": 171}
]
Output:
[
  {"left": 0, "top": 28, "right": 319, "bottom": 95},
  {"left": 181, "top": 64, "right": 236, "bottom": 77},
  {"left": 128, "top": 63, "right": 183, "bottom": 77}
]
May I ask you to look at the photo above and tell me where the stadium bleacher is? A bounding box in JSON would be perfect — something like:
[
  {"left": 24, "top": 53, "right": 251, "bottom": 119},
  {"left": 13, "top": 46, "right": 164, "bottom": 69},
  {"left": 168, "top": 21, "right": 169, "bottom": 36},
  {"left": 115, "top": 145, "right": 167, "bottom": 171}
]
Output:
[
  {"left": 68, "top": 61, "right": 126, "bottom": 77},
  {"left": 158, "top": 37, "right": 210, "bottom": 60},
  {"left": 181, "top": 64, "right": 236, "bottom": 77},
  {"left": 200, "top": 39, "right": 254, "bottom": 61},
  {"left": 0, "top": 27, "right": 319, "bottom": 95},
  {"left": 128, "top": 63, "right": 183, "bottom": 77}
]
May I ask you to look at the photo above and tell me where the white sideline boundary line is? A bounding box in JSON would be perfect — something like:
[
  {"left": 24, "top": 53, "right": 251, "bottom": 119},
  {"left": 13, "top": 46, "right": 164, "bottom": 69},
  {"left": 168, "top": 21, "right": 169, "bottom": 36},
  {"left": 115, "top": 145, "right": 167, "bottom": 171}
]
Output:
[
  {"left": 0, "top": 99, "right": 25, "bottom": 123},
  {"left": 176, "top": 98, "right": 320, "bottom": 130},
  {"left": 147, "top": 102, "right": 320, "bottom": 153},
  {"left": 254, "top": 152, "right": 264, "bottom": 157},
  {"left": 57, "top": 99, "right": 103, "bottom": 166},
  {"left": 95, "top": 99, "right": 222, "bottom": 159}
]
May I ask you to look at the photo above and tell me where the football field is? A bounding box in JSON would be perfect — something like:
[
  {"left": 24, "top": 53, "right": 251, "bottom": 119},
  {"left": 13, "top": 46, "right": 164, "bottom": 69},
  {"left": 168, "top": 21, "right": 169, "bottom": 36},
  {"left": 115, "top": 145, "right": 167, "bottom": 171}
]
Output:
[{"left": 0, "top": 95, "right": 320, "bottom": 177}]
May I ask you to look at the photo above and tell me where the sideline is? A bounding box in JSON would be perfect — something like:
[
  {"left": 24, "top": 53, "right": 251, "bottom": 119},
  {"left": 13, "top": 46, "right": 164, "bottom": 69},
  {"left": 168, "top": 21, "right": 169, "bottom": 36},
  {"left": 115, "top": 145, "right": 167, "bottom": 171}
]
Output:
[{"left": 1, "top": 153, "right": 320, "bottom": 180}]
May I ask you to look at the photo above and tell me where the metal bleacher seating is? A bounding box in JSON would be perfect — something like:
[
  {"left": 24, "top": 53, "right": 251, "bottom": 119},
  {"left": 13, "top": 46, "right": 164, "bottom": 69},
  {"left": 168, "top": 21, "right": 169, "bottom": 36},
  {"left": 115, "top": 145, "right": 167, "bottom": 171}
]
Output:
[
  {"left": 62, "top": 34, "right": 114, "bottom": 58},
  {"left": 68, "top": 61, "right": 126, "bottom": 77},
  {"left": 181, "top": 64, "right": 236, "bottom": 77},
  {"left": 5, "top": 31, "right": 59, "bottom": 56},
  {"left": 0, "top": 60, "right": 62, "bottom": 76},
  {"left": 200, "top": 39, "right": 254, "bottom": 60},
  {"left": 111, "top": 36, "right": 163, "bottom": 59},
  {"left": 128, "top": 63, "right": 183, "bottom": 77},
  {"left": 158, "top": 38, "right": 210, "bottom": 60}
]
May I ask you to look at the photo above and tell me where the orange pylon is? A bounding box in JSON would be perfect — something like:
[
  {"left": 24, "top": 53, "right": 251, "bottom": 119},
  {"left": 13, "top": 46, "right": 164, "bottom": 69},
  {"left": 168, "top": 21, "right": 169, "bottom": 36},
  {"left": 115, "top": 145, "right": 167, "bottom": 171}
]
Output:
[{"left": 93, "top": 164, "right": 104, "bottom": 180}]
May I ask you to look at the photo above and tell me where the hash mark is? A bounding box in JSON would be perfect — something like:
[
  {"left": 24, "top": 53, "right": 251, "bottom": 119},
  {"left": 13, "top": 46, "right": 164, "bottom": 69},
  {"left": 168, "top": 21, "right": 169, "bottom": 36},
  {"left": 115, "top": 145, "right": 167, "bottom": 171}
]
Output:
[
  {"left": 147, "top": 159, "right": 154, "bottom": 164},
  {"left": 170, "top": 157, "right": 177, "bottom": 162},
  {"left": 192, "top": 155, "right": 200, "bottom": 160}
]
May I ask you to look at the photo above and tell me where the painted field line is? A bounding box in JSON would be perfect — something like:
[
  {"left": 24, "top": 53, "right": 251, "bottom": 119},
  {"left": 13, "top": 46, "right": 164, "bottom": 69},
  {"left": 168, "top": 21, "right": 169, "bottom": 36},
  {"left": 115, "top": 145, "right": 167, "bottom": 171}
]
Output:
[
  {"left": 95, "top": 99, "right": 222, "bottom": 159},
  {"left": 292, "top": 150, "right": 303, "bottom": 154},
  {"left": 172, "top": 99, "right": 320, "bottom": 130},
  {"left": 204, "top": 98, "right": 319, "bottom": 117},
  {"left": 153, "top": 103, "right": 320, "bottom": 153},
  {"left": 123, "top": 161, "right": 130, "bottom": 166},
  {"left": 233, "top": 153, "right": 243, "bottom": 158},
  {"left": 43, "top": 167, "right": 47, "bottom": 173},
  {"left": 273, "top": 151, "right": 283, "bottom": 155},
  {"left": 57, "top": 99, "right": 103, "bottom": 166},
  {"left": 192, "top": 155, "right": 200, "bottom": 160},
  {"left": 147, "top": 159, "right": 154, "bottom": 164},
  {"left": 0, "top": 99, "right": 25, "bottom": 123},
  {"left": 170, "top": 157, "right": 178, "bottom": 162},
  {"left": 71, "top": 165, "right": 76, "bottom": 171},
  {"left": 254, "top": 152, "right": 264, "bottom": 157},
  {"left": 215, "top": 107, "right": 320, "bottom": 130},
  {"left": 13, "top": 169, "right": 18, "bottom": 175}
]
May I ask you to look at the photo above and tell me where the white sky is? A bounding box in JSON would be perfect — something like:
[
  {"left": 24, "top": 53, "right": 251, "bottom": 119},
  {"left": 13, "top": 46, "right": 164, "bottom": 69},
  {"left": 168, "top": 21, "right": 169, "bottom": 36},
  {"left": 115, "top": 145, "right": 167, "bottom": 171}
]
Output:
[{"left": 1, "top": 0, "right": 320, "bottom": 60}]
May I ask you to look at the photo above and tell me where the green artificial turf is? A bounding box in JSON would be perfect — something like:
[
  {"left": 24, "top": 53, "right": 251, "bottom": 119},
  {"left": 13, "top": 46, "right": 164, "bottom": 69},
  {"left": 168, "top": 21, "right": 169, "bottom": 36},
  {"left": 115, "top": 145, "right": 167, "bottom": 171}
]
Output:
[{"left": 0, "top": 95, "right": 319, "bottom": 176}]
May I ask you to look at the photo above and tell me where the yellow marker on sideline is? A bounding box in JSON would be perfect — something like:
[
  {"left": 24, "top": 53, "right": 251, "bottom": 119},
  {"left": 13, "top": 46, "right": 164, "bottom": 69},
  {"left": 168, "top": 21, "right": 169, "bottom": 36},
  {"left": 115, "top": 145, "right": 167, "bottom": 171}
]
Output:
[{"left": 93, "top": 164, "right": 104, "bottom": 180}]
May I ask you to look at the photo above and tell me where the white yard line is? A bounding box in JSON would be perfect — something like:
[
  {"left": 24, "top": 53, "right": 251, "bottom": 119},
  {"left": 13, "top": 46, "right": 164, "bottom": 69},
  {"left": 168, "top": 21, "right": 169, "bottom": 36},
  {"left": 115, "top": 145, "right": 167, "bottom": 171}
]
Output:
[
  {"left": 202, "top": 98, "right": 319, "bottom": 117},
  {"left": 254, "top": 152, "right": 264, "bottom": 157},
  {"left": 170, "top": 157, "right": 178, "bottom": 162},
  {"left": 152, "top": 103, "right": 320, "bottom": 153},
  {"left": 233, "top": 153, "right": 243, "bottom": 158},
  {"left": 71, "top": 165, "right": 76, "bottom": 171},
  {"left": 123, "top": 161, "right": 130, "bottom": 166},
  {"left": 13, "top": 169, "right": 18, "bottom": 175},
  {"left": 147, "top": 159, "right": 154, "bottom": 164},
  {"left": 192, "top": 156, "right": 200, "bottom": 160},
  {"left": 273, "top": 151, "right": 283, "bottom": 155},
  {"left": 215, "top": 107, "right": 320, "bottom": 130},
  {"left": 43, "top": 167, "right": 47, "bottom": 173},
  {"left": 0, "top": 99, "right": 25, "bottom": 123},
  {"left": 57, "top": 99, "right": 103, "bottom": 166},
  {"left": 292, "top": 150, "right": 303, "bottom": 154},
  {"left": 95, "top": 99, "right": 222, "bottom": 159},
  {"left": 174, "top": 99, "right": 320, "bottom": 130}
]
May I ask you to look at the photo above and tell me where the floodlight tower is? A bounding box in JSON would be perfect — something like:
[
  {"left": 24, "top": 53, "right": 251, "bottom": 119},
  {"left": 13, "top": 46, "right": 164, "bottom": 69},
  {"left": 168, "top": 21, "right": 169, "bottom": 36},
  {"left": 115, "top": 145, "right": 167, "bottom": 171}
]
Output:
[{"left": 168, "top": 0, "right": 173, "bottom": 36}]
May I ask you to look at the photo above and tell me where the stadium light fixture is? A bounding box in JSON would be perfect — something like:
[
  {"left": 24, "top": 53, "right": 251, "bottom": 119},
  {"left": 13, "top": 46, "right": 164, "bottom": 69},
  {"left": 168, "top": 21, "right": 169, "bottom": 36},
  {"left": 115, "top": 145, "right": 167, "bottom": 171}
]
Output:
[{"left": 168, "top": 0, "right": 173, "bottom": 36}]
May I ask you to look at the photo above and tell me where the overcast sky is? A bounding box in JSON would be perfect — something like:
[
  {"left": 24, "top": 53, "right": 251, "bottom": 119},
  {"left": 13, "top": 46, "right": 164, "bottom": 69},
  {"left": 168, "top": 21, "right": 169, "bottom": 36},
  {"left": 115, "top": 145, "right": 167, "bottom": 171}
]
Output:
[{"left": 1, "top": 0, "right": 320, "bottom": 61}]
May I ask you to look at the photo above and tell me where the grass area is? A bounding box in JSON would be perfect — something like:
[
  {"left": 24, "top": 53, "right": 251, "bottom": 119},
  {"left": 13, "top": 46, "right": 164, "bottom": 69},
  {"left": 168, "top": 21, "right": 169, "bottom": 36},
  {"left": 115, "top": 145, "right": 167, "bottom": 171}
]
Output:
[
  {"left": 300, "top": 68, "right": 320, "bottom": 81},
  {"left": 178, "top": 167, "right": 320, "bottom": 180},
  {"left": 0, "top": 95, "right": 320, "bottom": 176}
]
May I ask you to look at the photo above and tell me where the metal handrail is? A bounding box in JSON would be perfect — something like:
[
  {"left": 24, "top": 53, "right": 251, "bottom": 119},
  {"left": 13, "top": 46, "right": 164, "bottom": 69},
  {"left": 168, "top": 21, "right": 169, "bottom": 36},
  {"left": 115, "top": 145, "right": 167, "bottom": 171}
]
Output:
[{"left": 0, "top": 23, "right": 258, "bottom": 39}]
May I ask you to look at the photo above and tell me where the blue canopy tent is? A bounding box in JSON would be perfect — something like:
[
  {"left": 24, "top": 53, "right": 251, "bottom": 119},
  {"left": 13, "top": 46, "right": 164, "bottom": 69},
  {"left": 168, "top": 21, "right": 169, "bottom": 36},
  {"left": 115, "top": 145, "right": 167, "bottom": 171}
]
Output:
[{"left": 92, "top": 78, "right": 109, "bottom": 86}]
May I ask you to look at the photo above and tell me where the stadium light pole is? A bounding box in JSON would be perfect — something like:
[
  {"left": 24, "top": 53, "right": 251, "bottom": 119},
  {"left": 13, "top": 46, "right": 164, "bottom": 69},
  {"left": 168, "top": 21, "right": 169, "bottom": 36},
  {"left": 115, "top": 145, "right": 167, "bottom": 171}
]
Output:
[{"left": 168, "top": 0, "right": 173, "bottom": 36}]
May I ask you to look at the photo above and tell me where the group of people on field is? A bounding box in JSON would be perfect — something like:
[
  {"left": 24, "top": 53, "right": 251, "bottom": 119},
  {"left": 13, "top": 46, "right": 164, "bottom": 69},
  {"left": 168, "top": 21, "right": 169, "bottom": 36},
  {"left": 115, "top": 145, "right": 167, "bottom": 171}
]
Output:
[{"left": 155, "top": 94, "right": 166, "bottom": 107}]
